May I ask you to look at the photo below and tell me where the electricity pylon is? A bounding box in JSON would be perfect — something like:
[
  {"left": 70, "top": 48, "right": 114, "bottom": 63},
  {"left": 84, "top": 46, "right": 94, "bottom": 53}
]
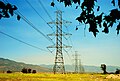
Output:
[
  {"left": 47, "top": 10, "right": 72, "bottom": 74},
  {"left": 74, "top": 51, "right": 79, "bottom": 73},
  {"left": 73, "top": 51, "right": 85, "bottom": 73}
]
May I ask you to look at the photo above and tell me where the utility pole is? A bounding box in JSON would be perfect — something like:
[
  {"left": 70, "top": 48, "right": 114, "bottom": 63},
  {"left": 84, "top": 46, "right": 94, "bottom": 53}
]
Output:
[{"left": 47, "top": 10, "right": 72, "bottom": 74}]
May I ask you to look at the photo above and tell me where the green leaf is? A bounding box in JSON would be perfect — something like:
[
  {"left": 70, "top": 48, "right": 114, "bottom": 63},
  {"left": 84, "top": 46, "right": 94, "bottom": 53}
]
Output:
[
  {"left": 111, "top": 0, "right": 115, "bottom": 6},
  {"left": 76, "top": 6, "right": 78, "bottom": 9},
  {"left": 118, "top": 0, "right": 120, "bottom": 8},
  {"left": 0, "top": 1, "right": 5, "bottom": 9},
  {"left": 17, "top": 15, "right": 21, "bottom": 21},
  {"left": 76, "top": 27, "right": 78, "bottom": 30},
  {"left": 116, "top": 22, "right": 120, "bottom": 35},
  {"left": 13, "top": 5, "right": 17, "bottom": 10},
  {"left": 51, "top": 2, "right": 55, "bottom": 7},
  {"left": 103, "top": 22, "right": 107, "bottom": 28},
  {"left": 102, "top": 27, "right": 109, "bottom": 33},
  {"left": 108, "top": 22, "right": 114, "bottom": 27},
  {"left": 9, "top": 9, "right": 14, "bottom": 16},
  {"left": 97, "top": 6, "right": 100, "bottom": 11}
]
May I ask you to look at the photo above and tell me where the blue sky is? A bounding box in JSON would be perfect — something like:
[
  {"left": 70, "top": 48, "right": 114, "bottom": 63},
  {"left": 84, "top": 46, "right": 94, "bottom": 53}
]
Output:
[{"left": 0, "top": 0, "right": 120, "bottom": 67}]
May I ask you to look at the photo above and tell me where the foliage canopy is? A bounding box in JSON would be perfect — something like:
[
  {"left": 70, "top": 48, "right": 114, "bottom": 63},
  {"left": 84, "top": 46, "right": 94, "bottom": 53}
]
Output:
[
  {"left": 0, "top": 1, "right": 120, "bottom": 37},
  {"left": 51, "top": 0, "right": 120, "bottom": 37},
  {"left": 0, "top": 1, "right": 20, "bottom": 21}
]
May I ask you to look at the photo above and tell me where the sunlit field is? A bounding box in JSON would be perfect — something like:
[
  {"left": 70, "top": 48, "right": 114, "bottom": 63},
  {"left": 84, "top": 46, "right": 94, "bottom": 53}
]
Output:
[{"left": 0, "top": 73, "right": 120, "bottom": 81}]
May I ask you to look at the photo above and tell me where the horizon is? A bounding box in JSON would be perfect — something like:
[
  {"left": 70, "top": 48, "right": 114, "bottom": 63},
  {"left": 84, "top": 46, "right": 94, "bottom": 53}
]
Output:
[
  {"left": 1, "top": 57, "right": 120, "bottom": 67},
  {"left": 0, "top": 0, "right": 120, "bottom": 67}
]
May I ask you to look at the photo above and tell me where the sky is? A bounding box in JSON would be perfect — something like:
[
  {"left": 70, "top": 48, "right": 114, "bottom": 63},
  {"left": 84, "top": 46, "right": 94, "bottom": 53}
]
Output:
[{"left": 0, "top": 0, "right": 120, "bottom": 67}]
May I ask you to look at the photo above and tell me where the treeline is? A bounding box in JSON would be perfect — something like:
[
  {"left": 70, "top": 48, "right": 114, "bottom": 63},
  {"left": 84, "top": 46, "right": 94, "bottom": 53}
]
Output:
[
  {"left": 6, "top": 68, "right": 37, "bottom": 73},
  {"left": 21, "top": 68, "right": 36, "bottom": 73}
]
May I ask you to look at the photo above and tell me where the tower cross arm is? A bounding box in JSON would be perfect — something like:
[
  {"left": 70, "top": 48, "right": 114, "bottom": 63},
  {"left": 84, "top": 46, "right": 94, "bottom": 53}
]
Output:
[{"left": 47, "top": 45, "right": 72, "bottom": 48}]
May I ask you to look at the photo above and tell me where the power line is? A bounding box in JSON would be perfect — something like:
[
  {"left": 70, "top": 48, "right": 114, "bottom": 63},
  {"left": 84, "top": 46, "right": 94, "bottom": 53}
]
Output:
[
  {"left": 38, "top": 0, "right": 54, "bottom": 21},
  {"left": 3, "top": 0, "right": 55, "bottom": 55},
  {"left": 23, "top": 0, "right": 56, "bottom": 44},
  {"left": 37, "top": 0, "right": 56, "bottom": 33},
  {"left": 37, "top": 0, "right": 72, "bottom": 46},
  {"left": 14, "top": 11, "right": 54, "bottom": 44},
  {"left": 24, "top": 0, "right": 54, "bottom": 31},
  {"left": 25, "top": 1, "right": 75, "bottom": 66},
  {"left": 66, "top": 26, "right": 76, "bottom": 52},
  {"left": 3, "top": 0, "right": 54, "bottom": 43},
  {"left": 63, "top": 49, "right": 72, "bottom": 62},
  {"left": 63, "top": 18, "right": 76, "bottom": 53},
  {"left": 36, "top": 0, "right": 74, "bottom": 64},
  {"left": 3, "top": 0, "right": 73, "bottom": 63},
  {"left": 0, "top": 30, "right": 48, "bottom": 52},
  {"left": 2, "top": 0, "right": 8, "bottom": 3},
  {"left": 62, "top": 19, "right": 76, "bottom": 61}
]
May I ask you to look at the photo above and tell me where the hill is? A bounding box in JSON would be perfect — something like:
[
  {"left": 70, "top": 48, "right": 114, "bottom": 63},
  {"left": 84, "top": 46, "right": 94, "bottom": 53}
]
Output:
[
  {"left": 40, "top": 64, "right": 120, "bottom": 73},
  {"left": 0, "top": 57, "right": 119, "bottom": 73},
  {"left": 0, "top": 58, "right": 52, "bottom": 72}
]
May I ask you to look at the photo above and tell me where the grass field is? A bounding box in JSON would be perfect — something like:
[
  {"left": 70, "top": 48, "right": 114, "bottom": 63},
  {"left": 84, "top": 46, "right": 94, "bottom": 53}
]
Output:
[{"left": 0, "top": 73, "right": 120, "bottom": 81}]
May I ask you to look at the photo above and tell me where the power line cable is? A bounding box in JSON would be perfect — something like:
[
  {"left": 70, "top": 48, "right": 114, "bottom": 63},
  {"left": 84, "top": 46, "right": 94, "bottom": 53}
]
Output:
[
  {"left": 38, "top": 0, "right": 54, "bottom": 21},
  {"left": 63, "top": 22, "right": 77, "bottom": 64},
  {"left": 0, "top": 30, "right": 48, "bottom": 52},
  {"left": 14, "top": 11, "right": 54, "bottom": 44},
  {"left": 63, "top": 49, "right": 73, "bottom": 64},
  {"left": 24, "top": 0, "right": 54, "bottom": 31},
  {"left": 37, "top": 0, "right": 70, "bottom": 43},
  {"left": 24, "top": 0, "right": 56, "bottom": 44},
  {"left": 18, "top": 0, "right": 73, "bottom": 62},
  {"left": 2, "top": 0, "right": 55, "bottom": 55},
  {"left": 3, "top": 0, "right": 54, "bottom": 44},
  {"left": 2, "top": 0, "right": 8, "bottom": 3},
  {"left": 37, "top": 1, "right": 72, "bottom": 47},
  {"left": 66, "top": 26, "right": 76, "bottom": 52},
  {"left": 37, "top": 0, "right": 56, "bottom": 34}
]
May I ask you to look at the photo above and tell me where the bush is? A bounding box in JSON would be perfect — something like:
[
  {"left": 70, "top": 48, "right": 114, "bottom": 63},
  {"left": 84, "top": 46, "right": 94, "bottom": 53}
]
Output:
[
  {"left": 28, "top": 68, "right": 32, "bottom": 73},
  {"left": 115, "top": 69, "right": 120, "bottom": 74},
  {"left": 32, "top": 70, "right": 36, "bottom": 73},
  {"left": 7, "top": 70, "right": 12, "bottom": 73},
  {"left": 21, "top": 68, "right": 36, "bottom": 73},
  {"left": 21, "top": 68, "right": 28, "bottom": 73}
]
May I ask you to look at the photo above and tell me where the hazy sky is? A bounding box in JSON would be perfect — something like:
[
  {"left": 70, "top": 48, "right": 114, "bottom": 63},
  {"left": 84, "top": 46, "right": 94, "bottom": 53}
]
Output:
[{"left": 0, "top": 0, "right": 120, "bottom": 66}]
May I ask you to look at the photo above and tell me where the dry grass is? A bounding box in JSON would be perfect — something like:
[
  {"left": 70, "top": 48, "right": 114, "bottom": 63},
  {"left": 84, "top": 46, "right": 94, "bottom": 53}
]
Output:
[{"left": 0, "top": 73, "right": 120, "bottom": 81}]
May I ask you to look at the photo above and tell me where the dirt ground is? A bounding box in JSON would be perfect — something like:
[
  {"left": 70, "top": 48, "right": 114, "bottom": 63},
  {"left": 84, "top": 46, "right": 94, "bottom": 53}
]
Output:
[{"left": 106, "top": 74, "right": 120, "bottom": 79}]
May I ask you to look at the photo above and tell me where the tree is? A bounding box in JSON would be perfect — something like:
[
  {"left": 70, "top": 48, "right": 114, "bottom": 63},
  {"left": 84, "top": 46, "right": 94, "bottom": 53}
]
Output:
[
  {"left": 21, "top": 68, "right": 28, "bottom": 73},
  {"left": 32, "top": 70, "right": 37, "bottom": 73},
  {"left": 51, "top": 0, "right": 120, "bottom": 37},
  {"left": 0, "top": 1, "right": 20, "bottom": 20},
  {"left": 7, "top": 70, "right": 12, "bottom": 73},
  {"left": 115, "top": 68, "right": 120, "bottom": 74},
  {"left": 28, "top": 68, "right": 32, "bottom": 73},
  {"left": 101, "top": 64, "right": 107, "bottom": 74}
]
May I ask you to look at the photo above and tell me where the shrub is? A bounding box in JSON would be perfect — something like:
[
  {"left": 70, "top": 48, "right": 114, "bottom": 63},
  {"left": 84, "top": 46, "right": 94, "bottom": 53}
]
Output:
[
  {"left": 21, "top": 68, "right": 28, "bottom": 73},
  {"left": 28, "top": 68, "right": 32, "bottom": 73},
  {"left": 32, "top": 70, "right": 36, "bottom": 73},
  {"left": 7, "top": 70, "right": 12, "bottom": 73}
]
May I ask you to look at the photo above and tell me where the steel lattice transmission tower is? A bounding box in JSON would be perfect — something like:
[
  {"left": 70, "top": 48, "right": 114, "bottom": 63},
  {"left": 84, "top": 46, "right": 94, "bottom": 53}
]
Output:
[
  {"left": 47, "top": 10, "right": 72, "bottom": 74},
  {"left": 74, "top": 51, "right": 79, "bottom": 73},
  {"left": 73, "top": 51, "right": 85, "bottom": 73}
]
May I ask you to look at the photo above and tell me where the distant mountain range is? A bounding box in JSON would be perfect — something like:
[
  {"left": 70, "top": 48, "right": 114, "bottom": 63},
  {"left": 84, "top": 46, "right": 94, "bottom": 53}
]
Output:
[
  {"left": 0, "top": 57, "right": 120, "bottom": 73},
  {"left": 40, "top": 64, "right": 120, "bottom": 73},
  {"left": 0, "top": 58, "right": 52, "bottom": 72}
]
